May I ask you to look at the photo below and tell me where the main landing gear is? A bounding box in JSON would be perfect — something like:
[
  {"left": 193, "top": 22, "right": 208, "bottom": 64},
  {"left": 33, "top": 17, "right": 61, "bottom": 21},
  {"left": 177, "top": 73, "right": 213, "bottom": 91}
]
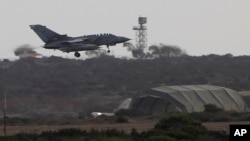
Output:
[
  {"left": 107, "top": 45, "right": 110, "bottom": 53},
  {"left": 74, "top": 52, "right": 80, "bottom": 57}
]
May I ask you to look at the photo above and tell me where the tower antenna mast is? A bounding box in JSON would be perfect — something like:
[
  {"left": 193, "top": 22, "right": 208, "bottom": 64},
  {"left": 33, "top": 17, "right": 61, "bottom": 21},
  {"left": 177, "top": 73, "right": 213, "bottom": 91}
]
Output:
[{"left": 133, "top": 17, "right": 147, "bottom": 51}]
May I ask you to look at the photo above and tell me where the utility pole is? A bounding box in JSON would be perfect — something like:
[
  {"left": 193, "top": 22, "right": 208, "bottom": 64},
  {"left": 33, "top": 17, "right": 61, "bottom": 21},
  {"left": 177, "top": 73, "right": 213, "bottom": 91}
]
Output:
[{"left": 3, "top": 94, "right": 7, "bottom": 136}]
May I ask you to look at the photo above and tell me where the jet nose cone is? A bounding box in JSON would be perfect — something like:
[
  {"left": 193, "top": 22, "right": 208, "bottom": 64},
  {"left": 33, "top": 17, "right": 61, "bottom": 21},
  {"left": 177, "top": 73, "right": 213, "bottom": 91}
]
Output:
[
  {"left": 124, "top": 37, "right": 131, "bottom": 42},
  {"left": 121, "top": 37, "right": 131, "bottom": 42}
]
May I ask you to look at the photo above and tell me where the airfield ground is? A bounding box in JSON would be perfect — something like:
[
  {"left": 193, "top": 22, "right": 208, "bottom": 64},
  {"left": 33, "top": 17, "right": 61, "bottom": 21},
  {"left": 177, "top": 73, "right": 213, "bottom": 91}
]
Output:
[{"left": 1, "top": 119, "right": 250, "bottom": 136}]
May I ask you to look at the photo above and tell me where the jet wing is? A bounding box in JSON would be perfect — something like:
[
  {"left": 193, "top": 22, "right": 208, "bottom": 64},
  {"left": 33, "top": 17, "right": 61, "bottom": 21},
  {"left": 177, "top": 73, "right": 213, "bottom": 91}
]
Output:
[
  {"left": 58, "top": 44, "right": 100, "bottom": 52},
  {"left": 62, "top": 37, "right": 90, "bottom": 44}
]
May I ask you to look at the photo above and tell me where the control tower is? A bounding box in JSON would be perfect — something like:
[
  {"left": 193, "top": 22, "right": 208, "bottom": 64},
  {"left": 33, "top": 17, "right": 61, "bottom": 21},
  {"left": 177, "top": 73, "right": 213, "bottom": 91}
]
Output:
[{"left": 133, "top": 17, "right": 147, "bottom": 50}]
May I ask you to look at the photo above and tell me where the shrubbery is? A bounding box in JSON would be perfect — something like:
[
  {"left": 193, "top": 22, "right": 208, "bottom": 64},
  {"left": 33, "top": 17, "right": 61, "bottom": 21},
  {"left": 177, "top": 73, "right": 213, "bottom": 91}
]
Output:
[
  {"left": 154, "top": 114, "right": 208, "bottom": 140},
  {"left": 0, "top": 115, "right": 228, "bottom": 141},
  {"left": 204, "top": 104, "right": 224, "bottom": 113},
  {"left": 190, "top": 104, "right": 250, "bottom": 122}
]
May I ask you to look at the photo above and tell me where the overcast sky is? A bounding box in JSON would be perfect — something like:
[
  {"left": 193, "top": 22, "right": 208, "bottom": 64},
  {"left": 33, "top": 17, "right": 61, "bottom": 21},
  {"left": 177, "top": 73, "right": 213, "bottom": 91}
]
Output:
[{"left": 0, "top": 0, "right": 250, "bottom": 59}]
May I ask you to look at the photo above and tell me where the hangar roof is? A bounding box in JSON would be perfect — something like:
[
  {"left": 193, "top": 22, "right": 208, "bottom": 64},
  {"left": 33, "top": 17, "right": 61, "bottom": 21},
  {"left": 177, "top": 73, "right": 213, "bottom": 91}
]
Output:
[{"left": 148, "top": 85, "right": 247, "bottom": 113}]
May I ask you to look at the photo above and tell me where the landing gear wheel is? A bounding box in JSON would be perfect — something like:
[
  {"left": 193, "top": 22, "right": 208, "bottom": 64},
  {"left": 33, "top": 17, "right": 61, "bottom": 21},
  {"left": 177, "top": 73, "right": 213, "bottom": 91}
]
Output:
[
  {"left": 106, "top": 45, "right": 110, "bottom": 53},
  {"left": 74, "top": 52, "right": 80, "bottom": 57}
]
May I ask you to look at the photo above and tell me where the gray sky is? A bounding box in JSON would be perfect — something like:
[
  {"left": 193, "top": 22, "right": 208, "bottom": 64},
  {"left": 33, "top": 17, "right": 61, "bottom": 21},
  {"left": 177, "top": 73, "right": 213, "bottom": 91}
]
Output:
[{"left": 0, "top": 0, "right": 250, "bottom": 59}]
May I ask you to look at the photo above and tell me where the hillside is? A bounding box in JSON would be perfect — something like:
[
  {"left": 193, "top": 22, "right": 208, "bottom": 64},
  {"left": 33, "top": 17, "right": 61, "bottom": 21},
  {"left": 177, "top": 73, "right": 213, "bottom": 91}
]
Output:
[{"left": 0, "top": 54, "right": 250, "bottom": 118}]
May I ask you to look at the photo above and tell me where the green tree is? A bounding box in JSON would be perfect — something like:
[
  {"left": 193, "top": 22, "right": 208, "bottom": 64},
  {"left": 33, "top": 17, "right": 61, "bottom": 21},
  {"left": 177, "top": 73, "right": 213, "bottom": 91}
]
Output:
[
  {"left": 154, "top": 114, "right": 207, "bottom": 140},
  {"left": 148, "top": 44, "right": 186, "bottom": 58}
]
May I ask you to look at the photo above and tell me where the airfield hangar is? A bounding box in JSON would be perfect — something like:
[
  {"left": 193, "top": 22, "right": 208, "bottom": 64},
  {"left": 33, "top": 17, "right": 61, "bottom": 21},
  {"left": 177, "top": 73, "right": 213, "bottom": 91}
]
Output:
[{"left": 130, "top": 85, "right": 247, "bottom": 115}]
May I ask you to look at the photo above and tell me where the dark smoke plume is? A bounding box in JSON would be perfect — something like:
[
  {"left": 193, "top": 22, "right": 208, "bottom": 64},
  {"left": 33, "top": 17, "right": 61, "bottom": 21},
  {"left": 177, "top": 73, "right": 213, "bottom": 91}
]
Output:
[{"left": 14, "top": 44, "right": 40, "bottom": 56}]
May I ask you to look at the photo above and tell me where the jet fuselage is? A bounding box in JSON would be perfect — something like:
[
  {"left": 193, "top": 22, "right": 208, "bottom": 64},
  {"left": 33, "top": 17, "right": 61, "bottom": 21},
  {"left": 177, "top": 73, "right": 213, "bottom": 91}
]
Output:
[{"left": 30, "top": 24, "right": 130, "bottom": 57}]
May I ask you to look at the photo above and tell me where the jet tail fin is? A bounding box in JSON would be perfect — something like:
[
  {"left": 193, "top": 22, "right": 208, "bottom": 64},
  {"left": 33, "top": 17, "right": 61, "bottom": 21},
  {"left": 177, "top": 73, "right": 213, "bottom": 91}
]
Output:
[{"left": 30, "top": 24, "right": 68, "bottom": 43}]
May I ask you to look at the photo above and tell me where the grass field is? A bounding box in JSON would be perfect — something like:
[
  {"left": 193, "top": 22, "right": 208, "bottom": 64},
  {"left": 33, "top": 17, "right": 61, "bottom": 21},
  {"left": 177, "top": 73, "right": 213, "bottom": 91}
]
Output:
[{"left": 1, "top": 119, "right": 249, "bottom": 136}]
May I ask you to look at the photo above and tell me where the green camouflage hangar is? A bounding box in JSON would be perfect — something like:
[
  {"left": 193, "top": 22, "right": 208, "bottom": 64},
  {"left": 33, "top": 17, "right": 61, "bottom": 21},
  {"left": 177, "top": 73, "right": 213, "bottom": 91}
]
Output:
[{"left": 130, "top": 85, "right": 248, "bottom": 115}]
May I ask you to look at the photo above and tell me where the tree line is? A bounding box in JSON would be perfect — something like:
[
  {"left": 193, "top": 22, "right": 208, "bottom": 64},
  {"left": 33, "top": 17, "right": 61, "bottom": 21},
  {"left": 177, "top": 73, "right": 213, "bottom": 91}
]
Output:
[{"left": 0, "top": 45, "right": 250, "bottom": 116}]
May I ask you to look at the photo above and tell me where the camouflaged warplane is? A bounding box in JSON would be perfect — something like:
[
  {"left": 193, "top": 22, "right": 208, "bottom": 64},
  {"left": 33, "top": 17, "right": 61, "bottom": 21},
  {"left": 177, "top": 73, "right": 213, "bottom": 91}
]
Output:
[{"left": 30, "top": 24, "right": 130, "bottom": 57}]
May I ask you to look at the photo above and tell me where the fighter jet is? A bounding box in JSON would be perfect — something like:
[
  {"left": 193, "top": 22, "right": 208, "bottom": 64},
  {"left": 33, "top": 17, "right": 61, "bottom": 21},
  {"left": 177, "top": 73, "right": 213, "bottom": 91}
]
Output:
[{"left": 30, "top": 24, "right": 130, "bottom": 57}]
